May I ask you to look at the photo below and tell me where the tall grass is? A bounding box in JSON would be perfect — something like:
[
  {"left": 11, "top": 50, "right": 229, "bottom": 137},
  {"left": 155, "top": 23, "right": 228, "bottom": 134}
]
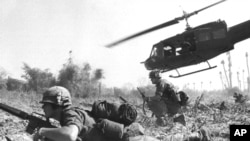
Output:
[
  {"left": 0, "top": 89, "right": 42, "bottom": 113},
  {"left": 0, "top": 89, "right": 143, "bottom": 113},
  {"left": 1, "top": 87, "right": 244, "bottom": 113}
]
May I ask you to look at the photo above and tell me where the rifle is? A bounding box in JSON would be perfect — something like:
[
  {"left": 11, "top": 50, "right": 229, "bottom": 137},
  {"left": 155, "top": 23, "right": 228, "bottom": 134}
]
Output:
[
  {"left": 119, "top": 96, "right": 128, "bottom": 103},
  {"left": 0, "top": 102, "right": 56, "bottom": 134},
  {"left": 137, "top": 87, "right": 146, "bottom": 99},
  {"left": 136, "top": 87, "right": 147, "bottom": 115}
]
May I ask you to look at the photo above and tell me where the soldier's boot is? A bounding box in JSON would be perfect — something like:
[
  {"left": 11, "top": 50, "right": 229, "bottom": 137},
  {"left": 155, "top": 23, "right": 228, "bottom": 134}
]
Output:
[{"left": 173, "top": 114, "right": 186, "bottom": 126}]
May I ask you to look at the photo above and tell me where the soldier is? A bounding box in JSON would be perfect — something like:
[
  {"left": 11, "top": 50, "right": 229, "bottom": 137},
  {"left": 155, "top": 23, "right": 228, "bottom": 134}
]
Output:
[
  {"left": 233, "top": 92, "right": 245, "bottom": 103},
  {"left": 33, "top": 86, "right": 97, "bottom": 141},
  {"left": 33, "top": 86, "right": 159, "bottom": 141},
  {"left": 145, "top": 70, "right": 185, "bottom": 126}
]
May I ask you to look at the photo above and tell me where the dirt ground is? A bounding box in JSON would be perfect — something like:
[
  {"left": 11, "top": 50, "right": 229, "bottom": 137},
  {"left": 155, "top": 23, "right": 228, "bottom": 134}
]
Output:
[
  {"left": 1, "top": 101, "right": 250, "bottom": 141},
  {"left": 0, "top": 111, "right": 32, "bottom": 141}
]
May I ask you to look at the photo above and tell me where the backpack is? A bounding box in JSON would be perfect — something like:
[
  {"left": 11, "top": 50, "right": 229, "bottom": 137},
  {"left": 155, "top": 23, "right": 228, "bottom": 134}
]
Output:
[
  {"left": 91, "top": 100, "right": 120, "bottom": 122},
  {"left": 119, "top": 103, "right": 137, "bottom": 126},
  {"left": 90, "top": 100, "right": 138, "bottom": 141},
  {"left": 178, "top": 91, "right": 189, "bottom": 106},
  {"left": 91, "top": 100, "right": 137, "bottom": 126}
]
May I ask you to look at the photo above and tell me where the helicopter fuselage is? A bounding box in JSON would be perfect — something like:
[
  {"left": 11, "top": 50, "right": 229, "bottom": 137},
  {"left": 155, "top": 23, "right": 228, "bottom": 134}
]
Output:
[
  {"left": 105, "top": 0, "right": 250, "bottom": 77},
  {"left": 144, "top": 19, "right": 250, "bottom": 72}
]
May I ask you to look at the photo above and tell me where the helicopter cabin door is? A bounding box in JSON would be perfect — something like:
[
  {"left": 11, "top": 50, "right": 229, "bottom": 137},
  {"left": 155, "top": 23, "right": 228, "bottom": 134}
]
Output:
[
  {"left": 194, "top": 28, "right": 212, "bottom": 51},
  {"left": 194, "top": 21, "right": 229, "bottom": 53}
]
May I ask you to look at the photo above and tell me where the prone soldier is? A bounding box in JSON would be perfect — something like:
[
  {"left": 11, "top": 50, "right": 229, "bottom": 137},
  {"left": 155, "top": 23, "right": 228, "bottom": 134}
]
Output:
[
  {"left": 0, "top": 85, "right": 212, "bottom": 141},
  {"left": 33, "top": 86, "right": 159, "bottom": 141}
]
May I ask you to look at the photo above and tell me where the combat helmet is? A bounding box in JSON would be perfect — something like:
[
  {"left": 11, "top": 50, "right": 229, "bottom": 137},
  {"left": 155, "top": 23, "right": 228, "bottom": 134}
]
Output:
[
  {"left": 40, "top": 86, "right": 72, "bottom": 106},
  {"left": 149, "top": 70, "right": 161, "bottom": 79}
]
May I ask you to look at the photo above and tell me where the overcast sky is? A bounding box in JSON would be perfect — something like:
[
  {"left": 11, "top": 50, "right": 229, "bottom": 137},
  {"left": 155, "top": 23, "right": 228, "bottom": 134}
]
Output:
[{"left": 0, "top": 0, "right": 250, "bottom": 90}]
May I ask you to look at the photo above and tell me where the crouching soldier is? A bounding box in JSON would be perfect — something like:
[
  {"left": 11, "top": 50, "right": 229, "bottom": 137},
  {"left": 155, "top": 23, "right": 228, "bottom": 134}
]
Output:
[
  {"left": 233, "top": 92, "right": 245, "bottom": 103},
  {"left": 33, "top": 86, "right": 160, "bottom": 141},
  {"left": 145, "top": 71, "right": 188, "bottom": 126}
]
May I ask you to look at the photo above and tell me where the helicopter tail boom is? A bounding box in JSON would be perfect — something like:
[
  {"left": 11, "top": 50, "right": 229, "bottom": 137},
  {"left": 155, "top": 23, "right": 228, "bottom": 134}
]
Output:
[{"left": 228, "top": 20, "right": 250, "bottom": 45}]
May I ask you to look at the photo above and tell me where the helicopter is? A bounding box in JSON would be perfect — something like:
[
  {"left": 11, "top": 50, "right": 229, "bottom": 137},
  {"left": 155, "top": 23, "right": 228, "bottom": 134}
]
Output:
[{"left": 106, "top": 0, "right": 250, "bottom": 78}]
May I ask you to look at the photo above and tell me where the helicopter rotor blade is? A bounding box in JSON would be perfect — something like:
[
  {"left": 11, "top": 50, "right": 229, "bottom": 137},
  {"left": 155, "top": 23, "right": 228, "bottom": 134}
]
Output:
[
  {"left": 179, "top": 0, "right": 226, "bottom": 20},
  {"left": 106, "top": 0, "right": 226, "bottom": 48},
  {"left": 106, "top": 19, "right": 179, "bottom": 48}
]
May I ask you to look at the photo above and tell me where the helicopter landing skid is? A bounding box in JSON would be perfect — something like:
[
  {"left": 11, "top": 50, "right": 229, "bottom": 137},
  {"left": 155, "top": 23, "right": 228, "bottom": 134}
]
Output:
[{"left": 169, "top": 62, "right": 217, "bottom": 78}]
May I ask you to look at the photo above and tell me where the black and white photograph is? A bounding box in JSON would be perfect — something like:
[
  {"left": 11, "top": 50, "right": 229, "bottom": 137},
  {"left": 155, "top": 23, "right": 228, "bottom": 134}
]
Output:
[{"left": 1, "top": 0, "right": 250, "bottom": 140}]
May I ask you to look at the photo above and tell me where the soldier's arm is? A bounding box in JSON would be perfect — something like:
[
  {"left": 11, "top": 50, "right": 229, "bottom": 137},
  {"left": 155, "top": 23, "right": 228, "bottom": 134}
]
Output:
[
  {"left": 153, "top": 89, "right": 163, "bottom": 101},
  {"left": 155, "top": 82, "right": 165, "bottom": 97},
  {"left": 37, "top": 125, "right": 79, "bottom": 141},
  {"left": 148, "top": 95, "right": 161, "bottom": 101}
]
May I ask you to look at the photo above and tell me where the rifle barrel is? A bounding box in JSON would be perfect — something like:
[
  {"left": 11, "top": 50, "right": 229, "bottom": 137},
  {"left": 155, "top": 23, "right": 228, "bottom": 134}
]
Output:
[
  {"left": 137, "top": 87, "right": 146, "bottom": 98},
  {"left": 0, "top": 102, "right": 58, "bottom": 135},
  {"left": 0, "top": 103, "right": 29, "bottom": 119},
  {"left": 119, "top": 96, "right": 127, "bottom": 103}
]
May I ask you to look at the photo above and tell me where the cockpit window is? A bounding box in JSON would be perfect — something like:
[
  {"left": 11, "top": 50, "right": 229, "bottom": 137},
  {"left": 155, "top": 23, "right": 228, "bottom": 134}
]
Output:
[
  {"left": 150, "top": 47, "right": 158, "bottom": 57},
  {"left": 163, "top": 45, "right": 175, "bottom": 57},
  {"left": 150, "top": 44, "right": 176, "bottom": 58}
]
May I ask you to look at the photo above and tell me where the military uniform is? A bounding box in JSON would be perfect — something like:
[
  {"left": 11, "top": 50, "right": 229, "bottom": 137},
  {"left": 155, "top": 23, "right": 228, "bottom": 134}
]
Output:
[
  {"left": 53, "top": 99, "right": 139, "bottom": 141},
  {"left": 36, "top": 86, "right": 160, "bottom": 141},
  {"left": 35, "top": 86, "right": 108, "bottom": 141},
  {"left": 147, "top": 71, "right": 186, "bottom": 126},
  {"left": 60, "top": 108, "right": 94, "bottom": 130},
  {"left": 58, "top": 104, "right": 134, "bottom": 141},
  {"left": 59, "top": 107, "right": 99, "bottom": 141},
  {"left": 155, "top": 79, "right": 181, "bottom": 116},
  {"left": 147, "top": 79, "right": 181, "bottom": 118},
  {"left": 155, "top": 79, "right": 176, "bottom": 97}
]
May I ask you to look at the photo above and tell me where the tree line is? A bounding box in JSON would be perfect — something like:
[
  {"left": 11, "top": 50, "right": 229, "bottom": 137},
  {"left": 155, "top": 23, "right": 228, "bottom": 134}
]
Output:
[{"left": 0, "top": 60, "right": 105, "bottom": 98}]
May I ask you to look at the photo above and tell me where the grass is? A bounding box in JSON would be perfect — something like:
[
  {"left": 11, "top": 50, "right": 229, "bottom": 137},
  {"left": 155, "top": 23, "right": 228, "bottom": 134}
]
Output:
[
  {"left": 0, "top": 89, "right": 143, "bottom": 113},
  {"left": 1, "top": 88, "right": 249, "bottom": 141},
  {"left": 0, "top": 88, "right": 246, "bottom": 114}
]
